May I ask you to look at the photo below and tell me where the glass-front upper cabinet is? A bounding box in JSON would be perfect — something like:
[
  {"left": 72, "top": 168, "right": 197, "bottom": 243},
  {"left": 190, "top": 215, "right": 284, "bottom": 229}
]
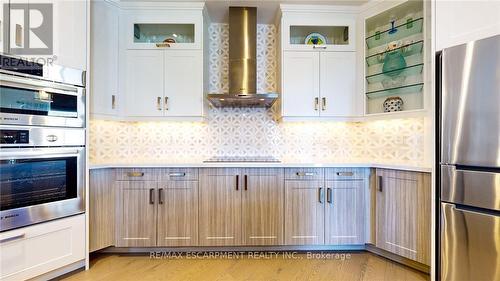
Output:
[
  {"left": 281, "top": 10, "right": 356, "bottom": 51},
  {"left": 124, "top": 9, "right": 203, "bottom": 50}
]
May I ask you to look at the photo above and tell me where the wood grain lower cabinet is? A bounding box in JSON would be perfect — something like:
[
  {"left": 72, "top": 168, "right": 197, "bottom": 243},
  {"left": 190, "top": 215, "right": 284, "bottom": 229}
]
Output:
[
  {"left": 115, "top": 181, "right": 158, "bottom": 247},
  {"left": 89, "top": 169, "right": 115, "bottom": 252},
  {"left": 199, "top": 168, "right": 242, "bottom": 246},
  {"left": 375, "top": 169, "right": 431, "bottom": 265},
  {"left": 325, "top": 179, "right": 366, "bottom": 245},
  {"left": 284, "top": 179, "right": 325, "bottom": 245},
  {"left": 157, "top": 180, "right": 199, "bottom": 246},
  {"left": 241, "top": 168, "right": 284, "bottom": 246}
]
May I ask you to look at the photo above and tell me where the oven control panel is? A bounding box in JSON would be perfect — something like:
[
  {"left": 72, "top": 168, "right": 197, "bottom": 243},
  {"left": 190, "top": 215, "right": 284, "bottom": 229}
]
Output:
[{"left": 0, "top": 129, "right": 29, "bottom": 144}]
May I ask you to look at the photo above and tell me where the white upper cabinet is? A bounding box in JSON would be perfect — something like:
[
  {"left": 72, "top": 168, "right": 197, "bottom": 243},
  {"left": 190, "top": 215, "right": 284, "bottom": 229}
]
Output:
[
  {"left": 122, "top": 5, "right": 203, "bottom": 50},
  {"left": 5, "top": 0, "right": 87, "bottom": 70},
  {"left": 164, "top": 50, "right": 203, "bottom": 117},
  {"left": 320, "top": 52, "right": 356, "bottom": 117},
  {"left": 282, "top": 51, "right": 320, "bottom": 117},
  {"left": 435, "top": 0, "right": 500, "bottom": 50},
  {"left": 125, "top": 50, "right": 164, "bottom": 117},
  {"left": 90, "top": 0, "right": 119, "bottom": 117},
  {"left": 281, "top": 5, "right": 357, "bottom": 52},
  {"left": 279, "top": 5, "right": 359, "bottom": 119}
]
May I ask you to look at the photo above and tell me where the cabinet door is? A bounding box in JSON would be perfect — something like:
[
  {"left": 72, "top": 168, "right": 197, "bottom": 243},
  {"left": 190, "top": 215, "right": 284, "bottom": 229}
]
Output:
[
  {"left": 284, "top": 180, "right": 325, "bottom": 245},
  {"left": 157, "top": 180, "right": 198, "bottom": 246},
  {"left": 116, "top": 181, "right": 157, "bottom": 247},
  {"left": 164, "top": 50, "right": 203, "bottom": 117},
  {"left": 125, "top": 50, "right": 164, "bottom": 117},
  {"left": 241, "top": 168, "right": 284, "bottom": 246},
  {"left": 375, "top": 169, "right": 431, "bottom": 265},
  {"left": 320, "top": 52, "right": 356, "bottom": 117},
  {"left": 90, "top": 0, "right": 119, "bottom": 116},
  {"left": 282, "top": 51, "right": 320, "bottom": 117},
  {"left": 89, "top": 169, "right": 115, "bottom": 252},
  {"left": 325, "top": 180, "right": 365, "bottom": 245},
  {"left": 199, "top": 168, "right": 242, "bottom": 246}
]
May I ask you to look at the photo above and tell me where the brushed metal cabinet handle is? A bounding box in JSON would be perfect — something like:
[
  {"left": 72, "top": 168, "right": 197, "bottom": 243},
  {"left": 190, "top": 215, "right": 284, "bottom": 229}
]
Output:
[
  {"left": 158, "top": 188, "right": 163, "bottom": 205},
  {"left": 322, "top": 97, "right": 326, "bottom": 111},
  {"left": 127, "top": 172, "right": 144, "bottom": 177},
  {"left": 15, "top": 24, "right": 22, "bottom": 47},
  {"left": 149, "top": 188, "right": 155, "bottom": 204},
  {"left": 327, "top": 188, "right": 332, "bottom": 203},
  {"left": 336, "top": 172, "right": 354, "bottom": 177},
  {"left": 314, "top": 97, "right": 319, "bottom": 111},
  {"left": 296, "top": 172, "right": 315, "bottom": 177},
  {"left": 244, "top": 175, "right": 248, "bottom": 191},
  {"left": 169, "top": 172, "right": 186, "bottom": 177},
  {"left": 164, "top": 96, "right": 169, "bottom": 111},
  {"left": 156, "top": 42, "right": 171, "bottom": 48},
  {"left": 313, "top": 45, "right": 327, "bottom": 49},
  {"left": 0, "top": 233, "right": 25, "bottom": 244},
  {"left": 236, "top": 175, "right": 239, "bottom": 191},
  {"left": 111, "top": 95, "right": 116, "bottom": 109},
  {"left": 378, "top": 176, "right": 383, "bottom": 192},
  {"left": 318, "top": 187, "right": 324, "bottom": 203},
  {"left": 157, "top": 97, "right": 162, "bottom": 111}
]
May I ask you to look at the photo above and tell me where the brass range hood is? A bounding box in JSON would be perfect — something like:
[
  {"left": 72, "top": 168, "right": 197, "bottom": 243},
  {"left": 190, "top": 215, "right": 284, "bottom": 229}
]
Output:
[{"left": 207, "top": 7, "right": 278, "bottom": 108}]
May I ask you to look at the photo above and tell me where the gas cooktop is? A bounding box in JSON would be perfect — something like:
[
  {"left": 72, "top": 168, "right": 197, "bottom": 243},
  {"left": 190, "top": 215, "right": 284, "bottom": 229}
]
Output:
[{"left": 203, "top": 156, "right": 281, "bottom": 163}]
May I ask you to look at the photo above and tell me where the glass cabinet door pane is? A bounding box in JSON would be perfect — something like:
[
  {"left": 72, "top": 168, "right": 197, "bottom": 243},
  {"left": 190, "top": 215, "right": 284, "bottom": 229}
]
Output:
[
  {"left": 290, "top": 26, "right": 349, "bottom": 45},
  {"left": 133, "top": 24, "right": 195, "bottom": 44}
]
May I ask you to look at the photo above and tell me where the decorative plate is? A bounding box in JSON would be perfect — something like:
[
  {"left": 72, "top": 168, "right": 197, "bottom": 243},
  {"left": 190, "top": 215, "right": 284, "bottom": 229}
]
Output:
[{"left": 305, "top": 33, "right": 327, "bottom": 45}]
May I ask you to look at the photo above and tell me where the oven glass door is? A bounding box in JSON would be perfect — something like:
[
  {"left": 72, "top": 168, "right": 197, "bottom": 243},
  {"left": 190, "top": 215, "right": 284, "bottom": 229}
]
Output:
[
  {"left": 0, "top": 85, "right": 78, "bottom": 118},
  {"left": 0, "top": 156, "right": 78, "bottom": 211}
]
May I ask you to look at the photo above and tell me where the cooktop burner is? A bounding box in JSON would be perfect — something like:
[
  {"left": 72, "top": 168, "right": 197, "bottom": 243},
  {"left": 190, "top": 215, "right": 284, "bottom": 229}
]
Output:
[{"left": 203, "top": 156, "right": 281, "bottom": 163}]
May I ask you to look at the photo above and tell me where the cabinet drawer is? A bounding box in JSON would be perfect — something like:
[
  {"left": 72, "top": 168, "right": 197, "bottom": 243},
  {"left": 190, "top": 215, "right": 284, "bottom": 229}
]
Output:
[
  {"left": 325, "top": 168, "right": 368, "bottom": 181},
  {"left": 160, "top": 168, "right": 198, "bottom": 181},
  {"left": 285, "top": 168, "right": 323, "bottom": 180},
  {"left": 115, "top": 168, "right": 160, "bottom": 181},
  {"left": 0, "top": 215, "right": 85, "bottom": 281}
]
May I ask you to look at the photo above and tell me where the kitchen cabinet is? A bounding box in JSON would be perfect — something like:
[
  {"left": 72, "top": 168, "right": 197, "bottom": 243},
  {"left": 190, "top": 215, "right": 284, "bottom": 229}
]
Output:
[
  {"left": 114, "top": 168, "right": 199, "bottom": 247},
  {"left": 241, "top": 168, "right": 284, "bottom": 246},
  {"left": 282, "top": 51, "right": 356, "bottom": 117},
  {"left": 199, "top": 168, "right": 242, "bottom": 246},
  {"left": 157, "top": 179, "right": 199, "bottom": 247},
  {"left": 375, "top": 169, "right": 431, "bottom": 265},
  {"left": 4, "top": 0, "right": 87, "bottom": 70},
  {"left": 199, "top": 168, "right": 285, "bottom": 246},
  {"left": 435, "top": 0, "right": 500, "bottom": 51},
  {"left": 282, "top": 51, "right": 320, "bottom": 117},
  {"left": 89, "top": 169, "right": 115, "bottom": 252},
  {"left": 279, "top": 5, "right": 358, "bottom": 119},
  {"left": 90, "top": 0, "right": 119, "bottom": 117},
  {"left": 284, "top": 178, "right": 325, "bottom": 245},
  {"left": 115, "top": 181, "right": 158, "bottom": 247},
  {"left": 124, "top": 49, "right": 203, "bottom": 118},
  {"left": 0, "top": 214, "right": 85, "bottom": 281}
]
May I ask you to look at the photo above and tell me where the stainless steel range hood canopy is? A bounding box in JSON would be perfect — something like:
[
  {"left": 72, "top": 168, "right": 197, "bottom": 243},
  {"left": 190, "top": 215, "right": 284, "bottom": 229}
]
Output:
[{"left": 207, "top": 7, "right": 278, "bottom": 108}]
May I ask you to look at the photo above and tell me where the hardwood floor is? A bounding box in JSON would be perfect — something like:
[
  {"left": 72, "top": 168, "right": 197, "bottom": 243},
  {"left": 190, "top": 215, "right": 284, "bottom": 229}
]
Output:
[{"left": 63, "top": 252, "right": 429, "bottom": 281}]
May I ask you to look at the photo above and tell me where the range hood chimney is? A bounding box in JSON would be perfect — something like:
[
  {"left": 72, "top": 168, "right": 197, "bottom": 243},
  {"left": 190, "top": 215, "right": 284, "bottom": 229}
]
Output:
[{"left": 207, "top": 7, "right": 278, "bottom": 108}]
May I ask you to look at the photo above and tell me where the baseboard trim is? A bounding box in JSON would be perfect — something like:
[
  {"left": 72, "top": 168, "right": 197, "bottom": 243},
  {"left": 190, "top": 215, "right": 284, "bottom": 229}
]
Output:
[
  {"left": 365, "top": 244, "right": 430, "bottom": 274},
  {"left": 98, "top": 244, "right": 366, "bottom": 254},
  {"left": 31, "top": 260, "right": 85, "bottom": 281}
]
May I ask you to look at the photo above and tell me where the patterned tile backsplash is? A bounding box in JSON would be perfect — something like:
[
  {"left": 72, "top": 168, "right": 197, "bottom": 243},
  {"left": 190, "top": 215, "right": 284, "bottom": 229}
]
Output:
[{"left": 89, "top": 23, "right": 426, "bottom": 165}]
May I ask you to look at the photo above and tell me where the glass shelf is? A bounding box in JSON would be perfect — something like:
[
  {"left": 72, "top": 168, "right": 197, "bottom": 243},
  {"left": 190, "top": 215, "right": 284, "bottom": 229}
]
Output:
[
  {"left": 366, "top": 63, "right": 423, "bottom": 84},
  {"left": 366, "top": 40, "right": 423, "bottom": 66},
  {"left": 133, "top": 23, "right": 195, "bottom": 44},
  {"left": 365, "top": 18, "right": 423, "bottom": 49},
  {"left": 290, "top": 25, "right": 349, "bottom": 45},
  {"left": 366, "top": 83, "right": 423, "bottom": 99}
]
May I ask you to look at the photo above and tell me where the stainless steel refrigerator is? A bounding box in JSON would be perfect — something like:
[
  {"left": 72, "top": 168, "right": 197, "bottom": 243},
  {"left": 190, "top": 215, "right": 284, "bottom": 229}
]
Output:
[{"left": 438, "top": 34, "right": 500, "bottom": 281}]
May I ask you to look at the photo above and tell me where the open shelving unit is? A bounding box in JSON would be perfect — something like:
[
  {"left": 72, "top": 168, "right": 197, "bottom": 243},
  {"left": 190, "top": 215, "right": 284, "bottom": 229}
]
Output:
[{"left": 365, "top": 0, "right": 424, "bottom": 115}]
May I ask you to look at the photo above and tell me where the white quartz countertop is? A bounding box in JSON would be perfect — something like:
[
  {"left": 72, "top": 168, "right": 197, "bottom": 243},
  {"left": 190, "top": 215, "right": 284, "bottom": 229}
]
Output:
[{"left": 89, "top": 162, "right": 432, "bottom": 173}]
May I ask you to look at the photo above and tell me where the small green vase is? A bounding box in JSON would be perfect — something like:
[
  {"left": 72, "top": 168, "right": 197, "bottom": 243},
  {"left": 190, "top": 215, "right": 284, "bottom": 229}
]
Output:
[{"left": 382, "top": 50, "right": 407, "bottom": 77}]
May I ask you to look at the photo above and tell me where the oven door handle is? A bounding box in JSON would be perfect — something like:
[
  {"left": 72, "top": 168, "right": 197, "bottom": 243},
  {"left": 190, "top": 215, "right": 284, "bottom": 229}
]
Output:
[{"left": 0, "top": 148, "right": 83, "bottom": 160}]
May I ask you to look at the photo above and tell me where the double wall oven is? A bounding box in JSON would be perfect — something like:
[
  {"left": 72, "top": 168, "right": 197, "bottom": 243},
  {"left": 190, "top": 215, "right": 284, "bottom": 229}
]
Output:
[{"left": 0, "top": 55, "right": 86, "bottom": 232}]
